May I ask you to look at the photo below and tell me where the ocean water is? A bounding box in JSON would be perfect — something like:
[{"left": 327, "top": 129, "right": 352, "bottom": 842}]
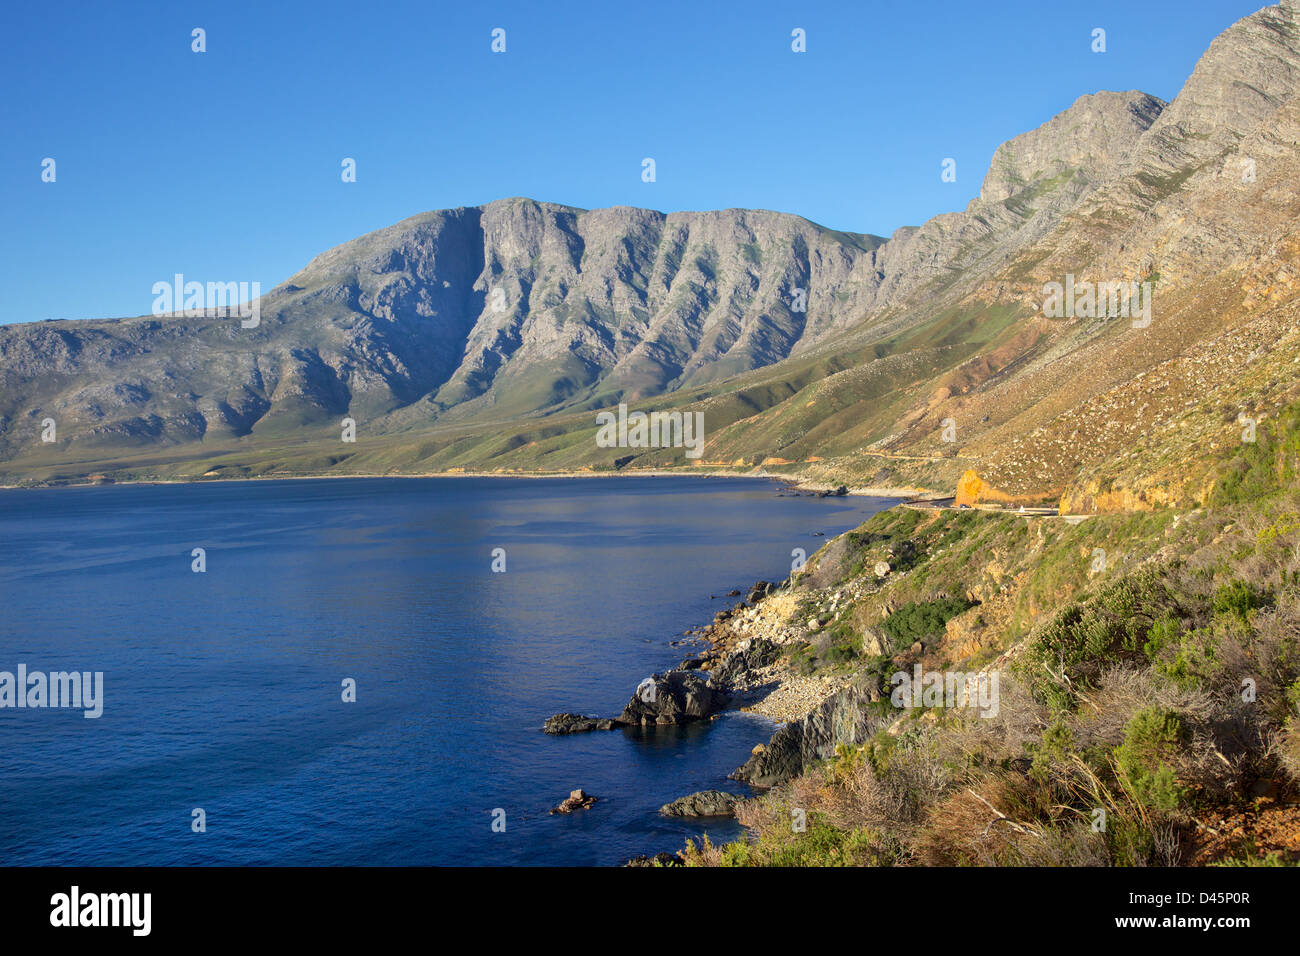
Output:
[{"left": 0, "top": 476, "right": 896, "bottom": 866}]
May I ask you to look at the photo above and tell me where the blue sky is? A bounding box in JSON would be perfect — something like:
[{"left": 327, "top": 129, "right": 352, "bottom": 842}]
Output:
[{"left": 0, "top": 0, "right": 1267, "bottom": 324}]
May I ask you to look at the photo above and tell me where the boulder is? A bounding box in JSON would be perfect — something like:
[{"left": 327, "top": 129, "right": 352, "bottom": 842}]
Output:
[{"left": 861, "top": 627, "right": 889, "bottom": 657}]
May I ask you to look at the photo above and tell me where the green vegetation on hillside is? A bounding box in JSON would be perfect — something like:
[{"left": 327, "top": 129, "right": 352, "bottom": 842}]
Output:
[{"left": 682, "top": 397, "right": 1300, "bottom": 866}]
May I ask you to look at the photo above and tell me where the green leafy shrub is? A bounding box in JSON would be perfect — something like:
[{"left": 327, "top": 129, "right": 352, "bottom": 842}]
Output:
[
  {"left": 1115, "top": 707, "right": 1186, "bottom": 812},
  {"left": 880, "top": 595, "right": 975, "bottom": 650},
  {"left": 823, "top": 640, "right": 858, "bottom": 664},
  {"left": 1016, "top": 565, "right": 1183, "bottom": 709},
  {"left": 1211, "top": 579, "right": 1269, "bottom": 622},
  {"left": 1028, "top": 718, "right": 1074, "bottom": 785},
  {"left": 1211, "top": 850, "right": 1296, "bottom": 867},
  {"left": 1213, "top": 399, "right": 1300, "bottom": 506},
  {"left": 684, "top": 813, "right": 880, "bottom": 866}
]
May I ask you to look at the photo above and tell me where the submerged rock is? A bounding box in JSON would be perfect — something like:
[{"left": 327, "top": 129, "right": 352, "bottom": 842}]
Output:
[{"left": 659, "top": 790, "right": 741, "bottom": 818}]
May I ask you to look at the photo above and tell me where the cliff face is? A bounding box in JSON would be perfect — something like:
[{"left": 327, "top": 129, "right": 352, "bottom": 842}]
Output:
[
  {"left": 979, "top": 91, "right": 1165, "bottom": 205},
  {"left": 733, "top": 678, "right": 888, "bottom": 788}
]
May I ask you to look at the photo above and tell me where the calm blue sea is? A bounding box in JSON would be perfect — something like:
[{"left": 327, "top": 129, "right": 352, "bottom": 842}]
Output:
[{"left": 0, "top": 476, "right": 895, "bottom": 865}]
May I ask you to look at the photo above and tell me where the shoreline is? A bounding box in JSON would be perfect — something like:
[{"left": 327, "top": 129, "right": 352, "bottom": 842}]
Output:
[
  {"left": 688, "top": 585, "right": 855, "bottom": 725},
  {"left": 0, "top": 466, "right": 933, "bottom": 500}
]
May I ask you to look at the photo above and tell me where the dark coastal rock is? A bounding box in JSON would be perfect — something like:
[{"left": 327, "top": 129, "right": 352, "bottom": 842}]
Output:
[
  {"left": 543, "top": 713, "right": 619, "bottom": 734},
  {"left": 617, "top": 670, "right": 728, "bottom": 726},
  {"left": 747, "top": 581, "right": 775, "bottom": 603},
  {"left": 659, "top": 790, "right": 742, "bottom": 817},
  {"left": 709, "top": 637, "right": 780, "bottom": 687},
  {"left": 731, "top": 677, "right": 890, "bottom": 788},
  {"left": 547, "top": 671, "right": 728, "bottom": 734},
  {"left": 551, "top": 788, "right": 597, "bottom": 814}
]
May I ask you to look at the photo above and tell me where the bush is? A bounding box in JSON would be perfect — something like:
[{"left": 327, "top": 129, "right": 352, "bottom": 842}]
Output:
[
  {"left": 1028, "top": 718, "right": 1075, "bottom": 785},
  {"left": 881, "top": 595, "right": 975, "bottom": 650},
  {"left": 1212, "top": 398, "right": 1300, "bottom": 506},
  {"left": 1278, "top": 717, "right": 1300, "bottom": 784},
  {"left": 1211, "top": 851, "right": 1296, "bottom": 867},
  {"left": 1016, "top": 565, "right": 1184, "bottom": 709},
  {"left": 683, "top": 809, "right": 882, "bottom": 867},
  {"left": 1115, "top": 707, "right": 1186, "bottom": 812},
  {"left": 1141, "top": 613, "right": 1181, "bottom": 660},
  {"left": 1211, "top": 579, "right": 1269, "bottom": 622}
]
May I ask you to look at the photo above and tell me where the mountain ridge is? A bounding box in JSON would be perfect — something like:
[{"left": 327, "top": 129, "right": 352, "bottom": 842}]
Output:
[{"left": 4, "top": 1, "right": 1300, "bottom": 510}]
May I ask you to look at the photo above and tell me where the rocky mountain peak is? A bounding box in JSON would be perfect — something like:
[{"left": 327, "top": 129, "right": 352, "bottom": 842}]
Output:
[
  {"left": 979, "top": 90, "right": 1166, "bottom": 204},
  {"left": 1130, "top": 0, "right": 1300, "bottom": 179}
]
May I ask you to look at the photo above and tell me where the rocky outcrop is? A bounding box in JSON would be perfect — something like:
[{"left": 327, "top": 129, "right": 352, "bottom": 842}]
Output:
[
  {"left": 954, "top": 469, "right": 1047, "bottom": 509},
  {"left": 550, "top": 789, "right": 597, "bottom": 814},
  {"left": 707, "top": 637, "right": 781, "bottom": 687},
  {"left": 980, "top": 91, "right": 1165, "bottom": 204},
  {"left": 617, "top": 671, "right": 728, "bottom": 727},
  {"left": 659, "top": 790, "right": 742, "bottom": 817},
  {"left": 1115, "top": 1, "right": 1300, "bottom": 196},
  {"left": 1058, "top": 479, "right": 1182, "bottom": 515},
  {"left": 732, "top": 677, "right": 890, "bottom": 788},
  {"left": 544, "top": 669, "right": 728, "bottom": 735},
  {"left": 542, "top": 713, "right": 620, "bottom": 735}
]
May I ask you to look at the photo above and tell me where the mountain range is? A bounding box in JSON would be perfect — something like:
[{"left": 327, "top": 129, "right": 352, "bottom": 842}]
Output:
[{"left": 5, "top": 0, "right": 1300, "bottom": 509}]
